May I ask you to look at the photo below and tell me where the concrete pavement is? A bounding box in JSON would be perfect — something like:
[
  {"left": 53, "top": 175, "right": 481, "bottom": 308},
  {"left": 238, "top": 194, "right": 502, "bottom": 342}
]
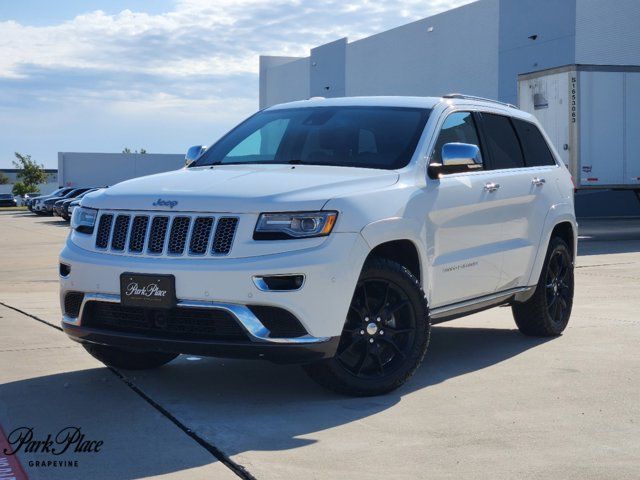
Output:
[{"left": 0, "top": 212, "right": 638, "bottom": 479}]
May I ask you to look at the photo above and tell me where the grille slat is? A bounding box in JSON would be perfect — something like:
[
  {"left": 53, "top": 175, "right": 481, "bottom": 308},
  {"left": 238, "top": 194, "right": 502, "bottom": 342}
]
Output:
[
  {"left": 148, "top": 216, "right": 169, "bottom": 254},
  {"left": 212, "top": 217, "right": 238, "bottom": 255},
  {"left": 94, "top": 212, "right": 238, "bottom": 256},
  {"left": 95, "top": 214, "right": 114, "bottom": 249},
  {"left": 168, "top": 217, "right": 191, "bottom": 255},
  {"left": 111, "top": 215, "right": 131, "bottom": 251},
  {"left": 128, "top": 216, "right": 149, "bottom": 253},
  {"left": 189, "top": 217, "right": 214, "bottom": 255}
]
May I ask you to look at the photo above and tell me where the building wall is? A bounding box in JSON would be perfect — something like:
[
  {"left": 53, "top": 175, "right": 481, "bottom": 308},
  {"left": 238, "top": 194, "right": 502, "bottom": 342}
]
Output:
[
  {"left": 575, "top": 0, "right": 640, "bottom": 65},
  {"left": 310, "top": 39, "right": 347, "bottom": 98},
  {"left": 259, "top": 0, "right": 640, "bottom": 108},
  {"left": 259, "top": 56, "right": 310, "bottom": 109},
  {"left": 0, "top": 169, "right": 59, "bottom": 196},
  {"left": 346, "top": 0, "right": 500, "bottom": 99},
  {"left": 498, "top": 0, "right": 576, "bottom": 105},
  {"left": 58, "top": 153, "right": 184, "bottom": 188}
]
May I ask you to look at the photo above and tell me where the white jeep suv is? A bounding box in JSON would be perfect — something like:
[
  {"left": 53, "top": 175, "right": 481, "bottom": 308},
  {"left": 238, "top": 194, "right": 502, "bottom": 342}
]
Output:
[{"left": 60, "top": 95, "right": 576, "bottom": 396}]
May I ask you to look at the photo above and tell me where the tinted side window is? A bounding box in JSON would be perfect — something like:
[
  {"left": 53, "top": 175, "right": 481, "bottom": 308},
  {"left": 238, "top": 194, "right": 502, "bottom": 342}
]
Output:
[
  {"left": 512, "top": 119, "right": 557, "bottom": 167},
  {"left": 432, "top": 112, "right": 483, "bottom": 165},
  {"left": 481, "top": 113, "right": 525, "bottom": 169}
]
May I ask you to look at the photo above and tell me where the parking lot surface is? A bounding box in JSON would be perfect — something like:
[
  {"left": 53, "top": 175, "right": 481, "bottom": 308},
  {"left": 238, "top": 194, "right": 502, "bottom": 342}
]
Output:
[{"left": 0, "top": 212, "right": 639, "bottom": 479}]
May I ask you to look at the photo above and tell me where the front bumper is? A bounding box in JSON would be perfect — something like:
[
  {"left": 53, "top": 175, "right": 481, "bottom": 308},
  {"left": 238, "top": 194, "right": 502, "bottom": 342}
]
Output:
[
  {"left": 63, "top": 303, "right": 340, "bottom": 364},
  {"left": 60, "top": 232, "right": 370, "bottom": 361}
]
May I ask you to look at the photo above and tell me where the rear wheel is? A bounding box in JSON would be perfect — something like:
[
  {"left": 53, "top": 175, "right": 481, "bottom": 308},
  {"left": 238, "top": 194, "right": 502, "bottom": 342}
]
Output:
[
  {"left": 512, "top": 236, "right": 574, "bottom": 336},
  {"left": 304, "top": 258, "right": 430, "bottom": 396},
  {"left": 83, "top": 343, "right": 178, "bottom": 370}
]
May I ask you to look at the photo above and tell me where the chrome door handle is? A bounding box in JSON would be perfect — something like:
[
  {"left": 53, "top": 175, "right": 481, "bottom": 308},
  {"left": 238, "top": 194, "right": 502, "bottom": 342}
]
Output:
[
  {"left": 532, "top": 177, "right": 546, "bottom": 186},
  {"left": 484, "top": 182, "right": 500, "bottom": 192}
]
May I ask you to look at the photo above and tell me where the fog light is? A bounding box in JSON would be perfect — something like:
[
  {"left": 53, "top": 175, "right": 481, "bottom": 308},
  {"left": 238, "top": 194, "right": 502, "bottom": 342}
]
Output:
[{"left": 59, "top": 263, "right": 71, "bottom": 277}]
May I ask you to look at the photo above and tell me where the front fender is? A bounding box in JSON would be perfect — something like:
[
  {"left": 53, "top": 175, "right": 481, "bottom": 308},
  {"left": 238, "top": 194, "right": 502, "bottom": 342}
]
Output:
[{"left": 359, "top": 217, "right": 428, "bottom": 288}]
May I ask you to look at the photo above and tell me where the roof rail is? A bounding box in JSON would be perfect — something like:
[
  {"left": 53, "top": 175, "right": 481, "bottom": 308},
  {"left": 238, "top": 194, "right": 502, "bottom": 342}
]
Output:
[{"left": 442, "top": 93, "right": 518, "bottom": 109}]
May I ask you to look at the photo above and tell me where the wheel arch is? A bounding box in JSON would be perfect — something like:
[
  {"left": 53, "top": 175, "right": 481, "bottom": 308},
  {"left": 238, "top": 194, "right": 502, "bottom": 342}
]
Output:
[
  {"left": 360, "top": 217, "right": 428, "bottom": 290},
  {"left": 365, "top": 239, "right": 422, "bottom": 283},
  {"left": 550, "top": 221, "right": 576, "bottom": 260},
  {"left": 524, "top": 207, "right": 577, "bottom": 289}
]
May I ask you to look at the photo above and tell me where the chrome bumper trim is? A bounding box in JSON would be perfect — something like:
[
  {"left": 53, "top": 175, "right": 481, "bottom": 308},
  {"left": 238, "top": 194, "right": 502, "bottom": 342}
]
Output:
[{"left": 62, "top": 293, "right": 330, "bottom": 345}]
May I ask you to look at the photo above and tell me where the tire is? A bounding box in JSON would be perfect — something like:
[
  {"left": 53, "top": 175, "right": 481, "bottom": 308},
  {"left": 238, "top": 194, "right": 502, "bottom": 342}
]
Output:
[
  {"left": 303, "top": 257, "right": 430, "bottom": 396},
  {"left": 82, "top": 343, "right": 178, "bottom": 370},
  {"left": 512, "top": 236, "right": 574, "bottom": 336}
]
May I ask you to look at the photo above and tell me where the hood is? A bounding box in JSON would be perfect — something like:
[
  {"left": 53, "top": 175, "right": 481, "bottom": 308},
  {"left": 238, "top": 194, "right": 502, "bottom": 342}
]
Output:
[{"left": 81, "top": 164, "right": 399, "bottom": 213}]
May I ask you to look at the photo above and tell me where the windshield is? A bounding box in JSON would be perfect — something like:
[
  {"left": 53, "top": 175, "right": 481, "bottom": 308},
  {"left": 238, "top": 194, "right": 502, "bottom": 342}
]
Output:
[{"left": 195, "top": 106, "right": 431, "bottom": 170}]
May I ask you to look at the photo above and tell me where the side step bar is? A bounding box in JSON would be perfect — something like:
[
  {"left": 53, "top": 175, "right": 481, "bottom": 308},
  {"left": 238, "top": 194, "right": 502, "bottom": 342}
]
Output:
[{"left": 430, "top": 286, "right": 534, "bottom": 323}]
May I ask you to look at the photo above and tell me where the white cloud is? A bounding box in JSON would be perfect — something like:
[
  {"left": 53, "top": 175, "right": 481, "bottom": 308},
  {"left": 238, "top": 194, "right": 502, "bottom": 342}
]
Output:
[
  {"left": 0, "top": 0, "right": 474, "bottom": 80},
  {"left": 0, "top": 0, "right": 473, "bottom": 166}
]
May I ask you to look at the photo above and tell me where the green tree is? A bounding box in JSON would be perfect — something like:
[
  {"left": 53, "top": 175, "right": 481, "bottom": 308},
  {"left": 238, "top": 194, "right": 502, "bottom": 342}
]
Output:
[
  {"left": 0, "top": 171, "right": 9, "bottom": 185},
  {"left": 12, "top": 182, "right": 31, "bottom": 196},
  {"left": 122, "top": 147, "right": 147, "bottom": 154},
  {"left": 12, "top": 152, "right": 48, "bottom": 195}
]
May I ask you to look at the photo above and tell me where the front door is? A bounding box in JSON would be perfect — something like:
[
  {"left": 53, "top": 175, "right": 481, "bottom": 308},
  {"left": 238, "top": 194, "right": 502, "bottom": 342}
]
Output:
[{"left": 425, "top": 110, "right": 503, "bottom": 308}]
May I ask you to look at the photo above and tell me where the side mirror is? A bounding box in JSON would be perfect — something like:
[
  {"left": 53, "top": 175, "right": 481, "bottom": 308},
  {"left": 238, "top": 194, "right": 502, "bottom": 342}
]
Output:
[
  {"left": 185, "top": 145, "right": 206, "bottom": 166},
  {"left": 428, "top": 143, "right": 482, "bottom": 179}
]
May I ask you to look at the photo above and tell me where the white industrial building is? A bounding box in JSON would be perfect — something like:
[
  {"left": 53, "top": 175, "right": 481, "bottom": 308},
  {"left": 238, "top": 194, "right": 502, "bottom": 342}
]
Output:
[
  {"left": 259, "top": 0, "right": 640, "bottom": 108},
  {"left": 57, "top": 152, "right": 184, "bottom": 189},
  {"left": 259, "top": 0, "right": 640, "bottom": 213}
]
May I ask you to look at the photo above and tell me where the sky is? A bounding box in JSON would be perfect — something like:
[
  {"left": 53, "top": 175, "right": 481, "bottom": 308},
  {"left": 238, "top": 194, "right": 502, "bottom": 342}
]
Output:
[{"left": 0, "top": 0, "right": 473, "bottom": 168}]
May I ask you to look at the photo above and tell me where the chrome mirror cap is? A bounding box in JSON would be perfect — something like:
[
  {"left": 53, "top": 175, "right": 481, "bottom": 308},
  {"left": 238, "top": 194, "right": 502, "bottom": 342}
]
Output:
[
  {"left": 441, "top": 142, "right": 481, "bottom": 166},
  {"left": 185, "top": 145, "right": 206, "bottom": 166},
  {"left": 428, "top": 143, "right": 482, "bottom": 179}
]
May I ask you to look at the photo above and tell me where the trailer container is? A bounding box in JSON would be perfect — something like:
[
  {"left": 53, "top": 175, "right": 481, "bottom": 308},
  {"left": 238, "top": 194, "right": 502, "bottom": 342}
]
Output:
[{"left": 518, "top": 65, "right": 640, "bottom": 189}]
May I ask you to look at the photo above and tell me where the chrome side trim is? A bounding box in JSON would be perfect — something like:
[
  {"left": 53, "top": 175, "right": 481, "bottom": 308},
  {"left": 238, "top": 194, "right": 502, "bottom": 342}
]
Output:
[
  {"left": 430, "top": 286, "right": 534, "bottom": 320},
  {"left": 63, "top": 292, "right": 330, "bottom": 345},
  {"left": 252, "top": 274, "right": 306, "bottom": 292}
]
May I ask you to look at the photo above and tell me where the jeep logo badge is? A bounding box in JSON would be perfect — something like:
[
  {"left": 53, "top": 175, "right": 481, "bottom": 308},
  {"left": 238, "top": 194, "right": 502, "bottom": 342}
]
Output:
[{"left": 152, "top": 198, "right": 178, "bottom": 209}]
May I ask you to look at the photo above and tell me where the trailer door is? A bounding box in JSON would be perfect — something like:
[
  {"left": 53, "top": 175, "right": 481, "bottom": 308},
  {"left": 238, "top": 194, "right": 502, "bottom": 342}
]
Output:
[
  {"left": 625, "top": 73, "right": 640, "bottom": 186},
  {"left": 580, "top": 72, "right": 624, "bottom": 186}
]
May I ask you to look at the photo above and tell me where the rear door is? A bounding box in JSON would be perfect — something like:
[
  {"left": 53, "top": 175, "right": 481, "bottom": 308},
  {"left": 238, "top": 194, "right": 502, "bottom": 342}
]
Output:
[
  {"left": 426, "top": 110, "right": 503, "bottom": 307},
  {"left": 477, "top": 113, "right": 559, "bottom": 290}
]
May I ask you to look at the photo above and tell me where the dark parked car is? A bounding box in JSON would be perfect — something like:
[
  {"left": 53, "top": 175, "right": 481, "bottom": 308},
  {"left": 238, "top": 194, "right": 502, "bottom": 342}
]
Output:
[
  {"left": 31, "top": 187, "right": 75, "bottom": 214},
  {"left": 0, "top": 194, "right": 17, "bottom": 207},
  {"left": 58, "top": 188, "right": 100, "bottom": 221},
  {"left": 44, "top": 188, "right": 91, "bottom": 215}
]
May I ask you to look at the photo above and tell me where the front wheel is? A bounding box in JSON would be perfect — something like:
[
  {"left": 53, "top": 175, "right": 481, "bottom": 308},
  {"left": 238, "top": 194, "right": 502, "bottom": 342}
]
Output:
[
  {"left": 83, "top": 343, "right": 178, "bottom": 370},
  {"left": 512, "top": 236, "right": 574, "bottom": 336},
  {"left": 303, "top": 258, "right": 430, "bottom": 396}
]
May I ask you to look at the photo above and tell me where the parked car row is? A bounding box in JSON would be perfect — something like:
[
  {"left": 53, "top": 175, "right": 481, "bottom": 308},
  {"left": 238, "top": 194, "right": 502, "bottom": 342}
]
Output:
[
  {"left": 0, "top": 193, "right": 18, "bottom": 207},
  {"left": 26, "top": 187, "right": 105, "bottom": 221}
]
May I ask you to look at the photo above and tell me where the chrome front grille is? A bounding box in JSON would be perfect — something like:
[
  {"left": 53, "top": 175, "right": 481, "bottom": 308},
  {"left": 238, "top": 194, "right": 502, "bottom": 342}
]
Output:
[{"left": 94, "top": 212, "right": 238, "bottom": 257}]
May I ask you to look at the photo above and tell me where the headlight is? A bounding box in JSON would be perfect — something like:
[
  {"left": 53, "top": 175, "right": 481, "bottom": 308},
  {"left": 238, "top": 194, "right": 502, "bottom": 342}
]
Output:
[
  {"left": 254, "top": 211, "right": 338, "bottom": 240},
  {"left": 71, "top": 207, "right": 98, "bottom": 234}
]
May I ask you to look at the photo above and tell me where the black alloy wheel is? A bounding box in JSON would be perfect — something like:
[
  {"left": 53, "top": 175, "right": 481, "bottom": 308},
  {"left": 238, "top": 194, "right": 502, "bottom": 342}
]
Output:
[{"left": 303, "top": 258, "right": 430, "bottom": 396}]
